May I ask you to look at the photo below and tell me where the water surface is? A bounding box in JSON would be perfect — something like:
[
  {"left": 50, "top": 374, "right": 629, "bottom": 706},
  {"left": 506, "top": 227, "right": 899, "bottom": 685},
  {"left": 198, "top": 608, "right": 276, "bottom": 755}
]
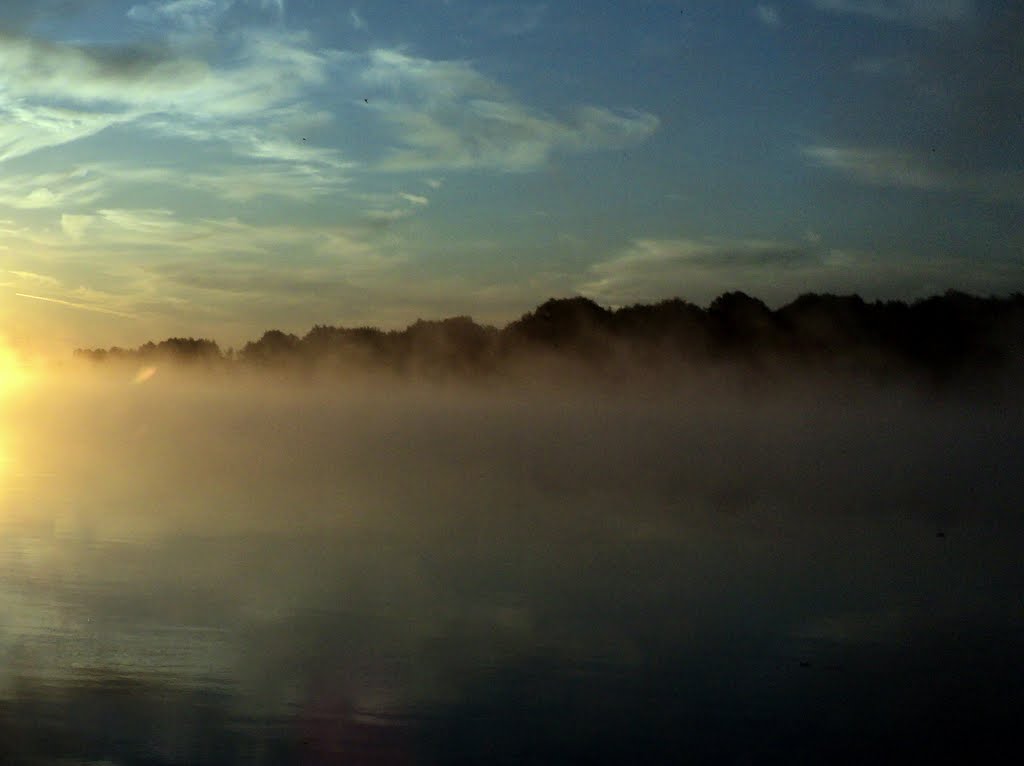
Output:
[{"left": 1, "top": 372, "right": 1021, "bottom": 763}]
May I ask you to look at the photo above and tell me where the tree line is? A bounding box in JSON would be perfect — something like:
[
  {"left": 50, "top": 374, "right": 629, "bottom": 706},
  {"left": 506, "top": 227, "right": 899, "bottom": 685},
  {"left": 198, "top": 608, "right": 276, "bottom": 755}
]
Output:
[{"left": 74, "top": 291, "right": 1024, "bottom": 383}]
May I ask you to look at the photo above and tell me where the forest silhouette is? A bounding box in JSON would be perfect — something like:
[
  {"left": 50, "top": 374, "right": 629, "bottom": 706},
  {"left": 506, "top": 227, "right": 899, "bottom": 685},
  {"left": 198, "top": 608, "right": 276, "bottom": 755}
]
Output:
[{"left": 74, "top": 291, "right": 1024, "bottom": 383}]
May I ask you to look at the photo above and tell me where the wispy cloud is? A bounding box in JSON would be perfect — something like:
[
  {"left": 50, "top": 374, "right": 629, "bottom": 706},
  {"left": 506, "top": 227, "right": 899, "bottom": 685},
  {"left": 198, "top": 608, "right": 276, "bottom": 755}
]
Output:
[
  {"left": 473, "top": 5, "right": 547, "bottom": 36},
  {"left": 140, "top": 115, "right": 349, "bottom": 170},
  {"left": 0, "top": 14, "right": 656, "bottom": 181},
  {"left": 0, "top": 168, "right": 104, "bottom": 209},
  {"left": 65, "top": 210, "right": 370, "bottom": 260},
  {"left": 809, "top": 0, "right": 973, "bottom": 28},
  {"left": 0, "top": 103, "right": 131, "bottom": 165},
  {"left": 0, "top": 26, "right": 339, "bottom": 167},
  {"left": 399, "top": 192, "right": 429, "bottom": 206},
  {"left": 756, "top": 4, "right": 782, "bottom": 26},
  {"left": 3, "top": 204, "right": 397, "bottom": 270},
  {"left": 803, "top": 145, "right": 952, "bottom": 190},
  {"left": 8, "top": 270, "right": 61, "bottom": 288},
  {"left": 581, "top": 236, "right": 1024, "bottom": 305},
  {"left": 0, "top": 31, "right": 209, "bottom": 105},
  {"left": 581, "top": 238, "right": 817, "bottom": 304},
  {"left": 127, "top": 0, "right": 224, "bottom": 31},
  {"left": 350, "top": 7, "right": 367, "bottom": 31},
  {"left": 61, "top": 214, "right": 95, "bottom": 241},
  {"left": 127, "top": 0, "right": 284, "bottom": 31},
  {"left": 804, "top": 144, "right": 1024, "bottom": 204},
  {"left": 2, "top": 206, "right": 412, "bottom": 331},
  {"left": 358, "top": 49, "right": 659, "bottom": 172},
  {"left": 149, "top": 163, "right": 349, "bottom": 202},
  {"left": 0, "top": 160, "right": 347, "bottom": 214}
]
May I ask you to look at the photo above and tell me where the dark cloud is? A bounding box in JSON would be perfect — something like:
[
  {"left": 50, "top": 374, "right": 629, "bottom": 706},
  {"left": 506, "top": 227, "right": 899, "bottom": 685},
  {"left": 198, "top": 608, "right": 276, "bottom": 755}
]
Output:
[
  {"left": 0, "top": 30, "right": 198, "bottom": 91},
  {"left": 929, "top": 4, "right": 1024, "bottom": 171},
  {"left": 833, "top": 4, "right": 1024, "bottom": 176}
]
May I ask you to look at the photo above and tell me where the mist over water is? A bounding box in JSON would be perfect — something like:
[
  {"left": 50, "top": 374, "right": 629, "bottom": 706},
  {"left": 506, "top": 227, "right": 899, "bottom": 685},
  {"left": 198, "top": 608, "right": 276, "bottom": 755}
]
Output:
[{"left": 1, "top": 365, "right": 1022, "bottom": 763}]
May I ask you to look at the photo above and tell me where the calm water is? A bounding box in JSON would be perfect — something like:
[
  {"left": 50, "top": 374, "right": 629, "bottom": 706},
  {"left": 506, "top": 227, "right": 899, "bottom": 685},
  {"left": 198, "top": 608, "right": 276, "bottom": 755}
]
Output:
[{"left": 1, "top": 372, "right": 1022, "bottom": 763}]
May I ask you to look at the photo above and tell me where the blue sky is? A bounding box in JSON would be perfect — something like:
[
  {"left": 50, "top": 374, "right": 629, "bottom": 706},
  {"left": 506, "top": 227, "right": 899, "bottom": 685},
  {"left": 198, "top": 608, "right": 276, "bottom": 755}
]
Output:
[{"left": 0, "top": 0, "right": 1021, "bottom": 349}]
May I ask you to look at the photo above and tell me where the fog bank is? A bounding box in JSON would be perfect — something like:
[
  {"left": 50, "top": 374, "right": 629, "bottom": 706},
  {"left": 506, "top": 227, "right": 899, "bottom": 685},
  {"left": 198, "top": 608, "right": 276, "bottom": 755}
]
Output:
[{"left": 1, "top": 367, "right": 1021, "bottom": 762}]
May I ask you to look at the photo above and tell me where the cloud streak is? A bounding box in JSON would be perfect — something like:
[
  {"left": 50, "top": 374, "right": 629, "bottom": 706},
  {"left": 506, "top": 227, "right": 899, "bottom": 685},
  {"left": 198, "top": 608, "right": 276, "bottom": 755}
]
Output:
[
  {"left": 803, "top": 145, "right": 952, "bottom": 190},
  {"left": 399, "top": 192, "right": 429, "bottom": 206},
  {"left": 804, "top": 145, "right": 1024, "bottom": 205},
  {"left": 16, "top": 292, "right": 136, "bottom": 318}
]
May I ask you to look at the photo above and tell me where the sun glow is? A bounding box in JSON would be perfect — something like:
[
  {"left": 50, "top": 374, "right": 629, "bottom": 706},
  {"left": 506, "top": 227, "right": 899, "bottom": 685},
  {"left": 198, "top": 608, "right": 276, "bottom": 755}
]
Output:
[
  {"left": 0, "top": 339, "right": 33, "bottom": 490},
  {"left": 0, "top": 429, "right": 10, "bottom": 483},
  {"left": 0, "top": 339, "right": 32, "bottom": 397}
]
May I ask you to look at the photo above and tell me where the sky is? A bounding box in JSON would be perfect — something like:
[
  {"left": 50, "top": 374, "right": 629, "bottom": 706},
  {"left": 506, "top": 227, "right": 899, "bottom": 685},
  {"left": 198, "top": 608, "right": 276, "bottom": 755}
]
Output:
[{"left": 0, "top": 0, "right": 1021, "bottom": 350}]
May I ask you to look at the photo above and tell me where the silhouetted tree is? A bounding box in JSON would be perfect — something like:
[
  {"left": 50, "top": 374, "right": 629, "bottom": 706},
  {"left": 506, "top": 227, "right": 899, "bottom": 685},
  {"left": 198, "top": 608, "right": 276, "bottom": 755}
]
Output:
[
  {"left": 503, "top": 297, "right": 616, "bottom": 363},
  {"left": 149, "top": 337, "right": 222, "bottom": 362},
  {"left": 241, "top": 330, "right": 301, "bottom": 364},
  {"left": 400, "top": 316, "right": 499, "bottom": 376},
  {"left": 707, "top": 292, "right": 777, "bottom": 354}
]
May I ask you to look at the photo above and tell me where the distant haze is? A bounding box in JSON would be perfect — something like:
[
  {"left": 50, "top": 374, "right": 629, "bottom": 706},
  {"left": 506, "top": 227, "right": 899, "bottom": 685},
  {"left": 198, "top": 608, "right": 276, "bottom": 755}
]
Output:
[{"left": 70, "top": 292, "right": 1024, "bottom": 390}]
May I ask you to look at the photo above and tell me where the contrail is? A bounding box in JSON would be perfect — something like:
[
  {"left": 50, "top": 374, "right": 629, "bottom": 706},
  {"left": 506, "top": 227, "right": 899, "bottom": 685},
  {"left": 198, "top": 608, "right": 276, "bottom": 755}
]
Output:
[{"left": 15, "top": 292, "right": 135, "bottom": 318}]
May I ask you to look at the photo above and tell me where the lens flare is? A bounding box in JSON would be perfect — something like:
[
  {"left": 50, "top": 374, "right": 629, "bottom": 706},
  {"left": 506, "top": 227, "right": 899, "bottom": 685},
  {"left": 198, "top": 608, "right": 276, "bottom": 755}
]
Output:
[{"left": 133, "top": 366, "right": 158, "bottom": 384}]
